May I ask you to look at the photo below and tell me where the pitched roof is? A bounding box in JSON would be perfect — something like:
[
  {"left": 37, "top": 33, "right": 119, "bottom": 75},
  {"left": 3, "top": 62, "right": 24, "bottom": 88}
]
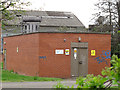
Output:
[{"left": 5, "top": 11, "right": 85, "bottom": 27}]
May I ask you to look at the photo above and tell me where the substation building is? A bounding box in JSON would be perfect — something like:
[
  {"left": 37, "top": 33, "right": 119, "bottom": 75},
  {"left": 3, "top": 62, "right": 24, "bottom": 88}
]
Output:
[{"left": 2, "top": 11, "right": 111, "bottom": 78}]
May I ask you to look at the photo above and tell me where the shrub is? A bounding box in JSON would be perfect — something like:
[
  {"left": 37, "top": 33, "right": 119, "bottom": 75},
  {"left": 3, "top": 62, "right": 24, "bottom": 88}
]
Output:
[
  {"left": 53, "top": 82, "right": 69, "bottom": 88},
  {"left": 76, "top": 74, "right": 107, "bottom": 88},
  {"left": 10, "top": 69, "right": 14, "bottom": 73},
  {"left": 102, "top": 55, "right": 120, "bottom": 87},
  {"left": 34, "top": 76, "right": 38, "bottom": 80}
]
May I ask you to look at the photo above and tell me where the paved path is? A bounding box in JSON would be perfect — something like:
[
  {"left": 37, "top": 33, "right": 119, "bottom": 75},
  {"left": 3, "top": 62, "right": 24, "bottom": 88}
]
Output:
[
  {"left": 1, "top": 79, "right": 118, "bottom": 88},
  {"left": 2, "top": 79, "right": 77, "bottom": 88}
]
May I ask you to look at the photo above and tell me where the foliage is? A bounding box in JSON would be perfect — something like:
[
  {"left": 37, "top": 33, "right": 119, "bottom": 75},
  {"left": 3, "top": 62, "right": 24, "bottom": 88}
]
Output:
[
  {"left": 54, "top": 75, "right": 107, "bottom": 88},
  {"left": 91, "top": 0, "right": 120, "bottom": 57},
  {"left": 102, "top": 55, "right": 120, "bottom": 84},
  {"left": 33, "top": 76, "right": 38, "bottom": 80},
  {"left": 55, "top": 55, "right": 119, "bottom": 88},
  {"left": 93, "top": 0, "right": 120, "bottom": 29},
  {"left": 9, "top": 69, "right": 14, "bottom": 73},
  {"left": 0, "top": 0, "right": 31, "bottom": 30},
  {"left": 76, "top": 75, "right": 108, "bottom": 88},
  {"left": 2, "top": 70, "right": 62, "bottom": 82},
  {"left": 58, "top": 26, "right": 70, "bottom": 31},
  {"left": 111, "top": 33, "right": 120, "bottom": 58},
  {"left": 0, "top": 0, "right": 31, "bottom": 11},
  {"left": 53, "top": 82, "right": 69, "bottom": 88}
]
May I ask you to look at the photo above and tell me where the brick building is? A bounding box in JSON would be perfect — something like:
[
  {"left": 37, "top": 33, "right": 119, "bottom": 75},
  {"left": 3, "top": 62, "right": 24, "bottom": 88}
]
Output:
[
  {"left": 2, "top": 31, "right": 111, "bottom": 78},
  {"left": 2, "top": 11, "right": 111, "bottom": 78}
]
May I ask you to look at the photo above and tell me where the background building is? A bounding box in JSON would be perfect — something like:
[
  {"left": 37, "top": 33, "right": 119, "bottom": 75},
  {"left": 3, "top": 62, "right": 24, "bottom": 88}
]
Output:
[{"left": 2, "top": 11, "right": 86, "bottom": 36}]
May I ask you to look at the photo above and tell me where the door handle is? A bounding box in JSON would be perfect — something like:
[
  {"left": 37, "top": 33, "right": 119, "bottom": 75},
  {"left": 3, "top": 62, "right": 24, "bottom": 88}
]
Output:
[{"left": 79, "top": 61, "right": 82, "bottom": 64}]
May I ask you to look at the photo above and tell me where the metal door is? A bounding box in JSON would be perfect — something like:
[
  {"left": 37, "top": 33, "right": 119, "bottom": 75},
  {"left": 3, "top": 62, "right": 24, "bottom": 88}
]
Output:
[
  {"left": 71, "top": 42, "right": 88, "bottom": 77},
  {"left": 71, "top": 47, "right": 79, "bottom": 77},
  {"left": 78, "top": 48, "right": 88, "bottom": 76}
]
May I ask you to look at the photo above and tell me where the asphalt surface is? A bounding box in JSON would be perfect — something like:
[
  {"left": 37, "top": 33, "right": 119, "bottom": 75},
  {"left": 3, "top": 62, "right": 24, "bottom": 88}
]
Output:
[
  {"left": 1, "top": 79, "right": 118, "bottom": 89},
  {"left": 2, "top": 79, "right": 77, "bottom": 88}
]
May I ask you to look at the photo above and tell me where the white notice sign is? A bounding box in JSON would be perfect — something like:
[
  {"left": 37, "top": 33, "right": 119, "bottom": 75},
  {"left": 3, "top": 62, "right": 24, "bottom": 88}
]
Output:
[
  {"left": 74, "top": 48, "right": 77, "bottom": 59},
  {"left": 55, "top": 50, "right": 64, "bottom": 54},
  {"left": 17, "top": 47, "right": 19, "bottom": 53}
]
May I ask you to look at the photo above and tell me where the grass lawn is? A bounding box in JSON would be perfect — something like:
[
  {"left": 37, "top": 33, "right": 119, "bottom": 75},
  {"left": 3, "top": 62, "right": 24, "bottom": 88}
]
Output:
[{"left": 2, "top": 70, "right": 62, "bottom": 82}]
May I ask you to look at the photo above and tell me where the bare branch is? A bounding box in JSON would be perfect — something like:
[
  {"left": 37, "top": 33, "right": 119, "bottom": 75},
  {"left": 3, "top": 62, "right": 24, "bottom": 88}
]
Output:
[{"left": 1, "top": 2, "right": 12, "bottom": 11}]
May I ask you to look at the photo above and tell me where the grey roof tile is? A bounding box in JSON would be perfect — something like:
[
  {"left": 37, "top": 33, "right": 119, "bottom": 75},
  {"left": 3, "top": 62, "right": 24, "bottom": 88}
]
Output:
[{"left": 4, "top": 11, "right": 85, "bottom": 27}]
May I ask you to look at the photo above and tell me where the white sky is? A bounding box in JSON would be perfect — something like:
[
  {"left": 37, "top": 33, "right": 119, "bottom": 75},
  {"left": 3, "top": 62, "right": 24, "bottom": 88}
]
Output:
[{"left": 25, "top": 0, "right": 98, "bottom": 28}]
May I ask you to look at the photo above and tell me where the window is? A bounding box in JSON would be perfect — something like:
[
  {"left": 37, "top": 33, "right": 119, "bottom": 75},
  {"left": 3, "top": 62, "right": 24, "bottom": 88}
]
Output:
[
  {"left": 25, "top": 25, "right": 27, "bottom": 30},
  {"left": 36, "top": 25, "right": 38, "bottom": 31},
  {"left": 23, "top": 23, "right": 39, "bottom": 33},
  {"left": 32, "top": 24, "right": 33, "bottom": 32}
]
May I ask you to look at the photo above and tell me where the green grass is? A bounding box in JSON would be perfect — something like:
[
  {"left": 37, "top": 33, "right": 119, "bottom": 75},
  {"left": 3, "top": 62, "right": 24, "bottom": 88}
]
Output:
[{"left": 2, "top": 70, "right": 62, "bottom": 82}]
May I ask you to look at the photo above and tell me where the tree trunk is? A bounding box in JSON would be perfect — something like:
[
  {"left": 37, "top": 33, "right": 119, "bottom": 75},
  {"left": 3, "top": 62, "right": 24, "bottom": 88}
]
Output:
[
  {"left": 117, "top": 1, "right": 120, "bottom": 30},
  {"left": 108, "top": 2, "right": 113, "bottom": 32}
]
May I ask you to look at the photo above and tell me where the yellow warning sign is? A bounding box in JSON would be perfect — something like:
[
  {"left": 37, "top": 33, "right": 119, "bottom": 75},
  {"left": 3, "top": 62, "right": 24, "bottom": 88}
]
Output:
[
  {"left": 91, "top": 50, "right": 95, "bottom": 56},
  {"left": 65, "top": 49, "right": 69, "bottom": 55}
]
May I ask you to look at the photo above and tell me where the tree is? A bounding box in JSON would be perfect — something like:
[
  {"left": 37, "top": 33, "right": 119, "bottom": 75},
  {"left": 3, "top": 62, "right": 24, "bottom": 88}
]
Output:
[
  {"left": 93, "top": 0, "right": 120, "bottom": 32},
  {"left": 0, "top": 0, "right": 31, "bottom": 21},
  {"left": 117, "top": 1, "right": 120, "bottom": 29},
  {"left": 0, "top": 0, "right": 31, "bottom": 32},
  {"left": 0, "top": 0, "right": 31, "bottom": 11},
  {"left": 91, "top": 0, "right": 120, "bottom": 57}
]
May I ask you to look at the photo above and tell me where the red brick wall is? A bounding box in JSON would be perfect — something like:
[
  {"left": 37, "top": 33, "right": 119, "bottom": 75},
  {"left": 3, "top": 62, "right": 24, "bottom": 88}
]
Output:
[
  {"left": 3, "top": 34, "right": 40, "bottom": 76},
  {"left": 3, "top": 33, "right": 111, "bottom": 78},
  {"left": 39, "top": 33, "right": 111, "bottom": 78}
]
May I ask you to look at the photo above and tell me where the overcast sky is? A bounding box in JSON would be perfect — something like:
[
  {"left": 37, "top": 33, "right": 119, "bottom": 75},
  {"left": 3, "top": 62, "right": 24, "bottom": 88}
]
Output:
[{"left": 25, "top": 0, "right": 99, "bottom": 28}]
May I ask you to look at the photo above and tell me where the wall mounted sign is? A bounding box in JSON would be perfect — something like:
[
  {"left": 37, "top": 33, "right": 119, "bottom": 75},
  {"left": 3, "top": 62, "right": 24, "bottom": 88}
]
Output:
[
  {"left": 91, "top": 50, "right": 95, "bottom": 56},
  {"left": 65, "top": 49, "right": 69, "bottom": 55},
  {"left": 74, "top": 48, "right": 77, "bottom": 59},
  {"left": 55, "top": 49, "right": 64, "bottom": 54},
  {"left": 17, "top": 47, "right": 19, "bottom": 53}
]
